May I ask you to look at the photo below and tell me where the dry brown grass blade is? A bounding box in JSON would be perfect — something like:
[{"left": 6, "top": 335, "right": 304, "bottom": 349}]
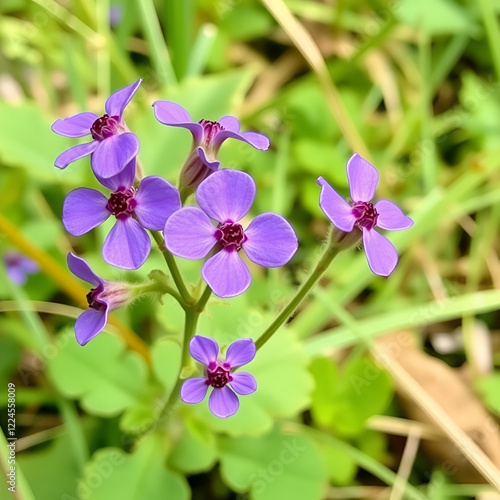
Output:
[
  {"left": 260, "top": 0, "right": 371, "bottom": 160},
  {"left": 373, "top": 338, "right": 500, "bottom": 491}
]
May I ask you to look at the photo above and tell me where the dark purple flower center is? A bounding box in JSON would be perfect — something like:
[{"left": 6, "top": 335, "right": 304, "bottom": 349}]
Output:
[
  {"left": 199, "top": 119, "right": 224, "bottom": 145},
  {"left": 91, "top": 114, "right": 121, "bottom": 140},
  {"left": 352, "top": 201, "right": 379, "bottom": 230},
  {"left": 86, "top": 287, "right": 106, "bottom": 311},
  {"left": 216, "top": 222, "right": 247, "bottom": 251},
  {"left": 106, "top": 188, "right": 136, "bottom": 219},
  {"left": 207, "top": 366, "right": 231, "bottom": 389}
]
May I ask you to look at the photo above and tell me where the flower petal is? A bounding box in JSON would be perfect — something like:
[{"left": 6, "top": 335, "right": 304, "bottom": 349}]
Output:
[
  {"left": 197, "top": 169, "right": 255, "bottom": 223},
  {"left": 363, "top": 229, "right": 398, "bottom": 277},
  {"left": 54, "top": 141, "right": 98, "bottom": 169},
  {"left": 67, "top": 252, "right": 102, "bottom": 287},
  {"left": 62, "top": 188, "right": 110, "bottom": 236},
  {"left": 375, "top": 199, "right": 413, "bottom": 231},
  {"left": 189, "top": 335, "right": 220, "bottom": 367},
  {"left": 347, "top": 153, "right": 379, "bottom": 203},
  {"left": 95, "top": 159, "right": 136, "bottom": 191},
  {"left": 317, "top": 176, "right": 356, "bottom": 232},
  {"left": 230, "top": 372, "right": 257, "bottom": 395},
  {"left": 134, "top": 176, "right": 181, "bottom": 231},
  {"left": 208, "top": 386, "right": 239, "bottom": 418},
  {"left": 75, "top": 307, "right": 108, "bottom": 346},
  {"left": 225, "top": 338, "right": 256, "bottom": 368},
  {"left": 202, "top": 249, "right": 251, "bottom": 298},
  {"left": 105, "top": 79, "right": 142, "bottom": 118},
  {"left": 51, "top": 112, "right": 98, "bottom": 138},
  {"left": 6, "top": 265, "right": 27, "bottom": 285},
  {"left": 243, "top": 213, "right": 298, "bottom": 267},
  {"left": 180, "top": 377, "right": 209, "bottom": 404},
  {"left": 102, "top": 218, "right": 150, "bottom": 270},
  {"left": 218, "top": 115, "right": 240, "bottom": 132},
  {"left": 153, "top": 101, "right": 204, "bottom": 144},
  {"left": 164, "top": 207, "right": 217, "bottom": 259},
  {"left": 213, "top": 129, "right": 270, "bottom": 151},
  {"left": 197, "top": 146, "right": 221, "bottom": 171},
  {"left": 91, "top": 132, "right": 140, "bottom": 178}
]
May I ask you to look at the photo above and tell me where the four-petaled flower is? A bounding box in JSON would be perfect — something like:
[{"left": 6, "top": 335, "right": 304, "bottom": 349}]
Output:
[
  {"left": 63, "top": 160, "right": 181, "bottom": 270},
  {"left": 152, "top": 101, "right": 270, "bottom": 194},
  {"left": 164, "top": 169, "right": 298, "bottom": 298},
  {"left": 181, "top": 335, "right": 257, "bottom": 418},
  {"left": 67, "top": 252, "right": 131, "bottom": 345},
  {"left": 317, "top": 153, "right": 413, "bottom": 276},
  {"left": 52, "top": 79, "right": 142, "bottom": 179},
  {"left": 4, "top": 251, "right": 39, "bottom": 285}
]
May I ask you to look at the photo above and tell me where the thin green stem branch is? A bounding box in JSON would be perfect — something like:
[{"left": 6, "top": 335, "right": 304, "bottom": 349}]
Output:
[
  {"left": 151, "top": 231, "right": 191, "bottom": 304},
  {"left": 255, "top": 230, "right": 343, "bottom": 350}
]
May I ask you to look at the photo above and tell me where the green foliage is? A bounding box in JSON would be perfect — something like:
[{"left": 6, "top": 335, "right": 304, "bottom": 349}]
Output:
[
  {"left": 48, "top": 332, "right": 148, "bottom": 417},
  {"left": 218, "top": 424, "right": 327, "bottom": 500},
  {"left": 80, "top": 435, "right": 189, "bottom": 500},
  {"left": 310, "top": 355, "right": 393, "bottom": 437}
]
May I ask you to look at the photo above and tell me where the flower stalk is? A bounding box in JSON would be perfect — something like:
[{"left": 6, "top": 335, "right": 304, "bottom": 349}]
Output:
[{"left": 255, "top": 228, "right": 342, "bottom": 350}]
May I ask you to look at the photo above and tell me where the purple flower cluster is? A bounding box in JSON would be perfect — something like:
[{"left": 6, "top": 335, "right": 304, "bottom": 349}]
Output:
[{"left": 52, "top": 79, "right": 413, "bottom": 419}]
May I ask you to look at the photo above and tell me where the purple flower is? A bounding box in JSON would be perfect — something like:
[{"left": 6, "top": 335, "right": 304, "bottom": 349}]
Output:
[
  {"left": 317, "top": 153, "right": 413, "bottom": 276},
  {"left": 63, "top": 160, "right": 181, "bottom": 270},
  {"left": 152, "top": 101, "right": 270, "bottom": 193},
  {"left": 67, "top": 252, "right": 130, "bottom": 345},
  {"left": 181, "top": 335, "right": 257, "bottom": 418},
  {"left": 52, "top": 79, "right": 142, "bottom": 179},
  {"left": 164, "top": 169, "right": 298, "bottom": 298},
  {"left": 4, "top": 251, "right": 39, "bottom": 285}
]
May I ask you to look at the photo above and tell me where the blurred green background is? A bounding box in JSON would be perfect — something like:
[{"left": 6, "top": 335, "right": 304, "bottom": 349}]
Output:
[{"left": 1, "top": 0, "right": 500, "bottom": 498}]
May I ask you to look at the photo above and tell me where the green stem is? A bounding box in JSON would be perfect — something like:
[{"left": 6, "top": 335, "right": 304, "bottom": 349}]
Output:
[
  {"left": 151, "top": 231, "right": 191, "bottom": 304},
  {"left": 255, "top": 231, "right": 343, "bottom": 350},
  {"left": 151, "top": 287, "right": 212, "bottom": 431}
]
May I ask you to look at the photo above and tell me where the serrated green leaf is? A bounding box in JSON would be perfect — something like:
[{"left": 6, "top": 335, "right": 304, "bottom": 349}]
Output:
[
  {"left": 151, "top": 338, "right": 182, "bottom": 390},
  {"left": 80, "top": 435, "right": 189, "bottom": 500},
  {"left": 218, "top": 424, "right": 327, "bottom": 500},
  {"left": 47, "top": 331, "right": 148, "bottom": 417},
  {"left": 169, "top": 417, "right": 217, "bottom": 474}
]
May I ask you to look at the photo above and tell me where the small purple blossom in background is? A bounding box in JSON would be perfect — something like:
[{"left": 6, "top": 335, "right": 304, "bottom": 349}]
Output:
[
  {"left": 67, "top": 253, "right": 130, "bottom": 345},
  {"left": 63, "top": 160, "right": 181, "bottom": 270},
  {"left": 317, "top": 153, "right": 413, "bottom": 276},
  {"left": 164, "top": 169, "right": 298, "bottom": 298},
  {"left": 152, "top": 101, "right": 270, "bottom": 193},
  {"left": 109, "top": 5, "right": 123, "bottom": 27},
  {"left": 52, "top": 79, "right": 142, "bottom": 179},
  {"left": 4, "top": 251, "right": 39, "bottom": 285},
  {"left": 181, "top": 335, "right": 257, "bottom": 418}
]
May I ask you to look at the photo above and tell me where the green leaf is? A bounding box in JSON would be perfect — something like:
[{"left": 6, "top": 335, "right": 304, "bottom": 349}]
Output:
[
  {"left": 80, "top": 435, "right": 189, "bottom": 500},
  {"left": 396, "top": 0, "right": 477, "bottom": 35},
  {"left": 309, "top": 357, "right": 340, "bottom": 427},
  {"left": 151, "top": 338, "right": 182, "bottom": 390},
  {"left": 218, "top": 424, "right": 327, "bottom": 500},
  {"left": 317, "top": 440, "right": 357, "bottom": 486},
  {"left": 0, "top": 101, "right": 85, "bottom": 185},
  {"left": 47, "top": 331, "right": 148, "bottom": 417},
  {"left": 18, "top": 433, "right": 80, "bottom": 500},
  {"left": 309, "top": 355, "right": 393, "bottom": 437},
  {"left": 476, "top": 373, "right": 500, "bottom": 416},
  {"left": 169, "top": 417, "right": 217, "bottom": 474}
]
